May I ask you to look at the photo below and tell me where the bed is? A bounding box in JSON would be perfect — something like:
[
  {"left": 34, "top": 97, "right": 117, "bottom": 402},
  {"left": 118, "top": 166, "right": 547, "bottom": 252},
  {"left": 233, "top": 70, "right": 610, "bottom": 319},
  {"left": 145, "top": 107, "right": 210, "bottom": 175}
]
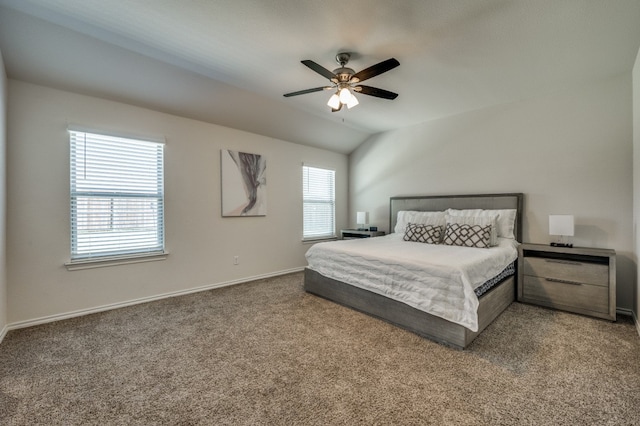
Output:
[{"left": 304, "top": 193, "right": 524, "bottom": 349}]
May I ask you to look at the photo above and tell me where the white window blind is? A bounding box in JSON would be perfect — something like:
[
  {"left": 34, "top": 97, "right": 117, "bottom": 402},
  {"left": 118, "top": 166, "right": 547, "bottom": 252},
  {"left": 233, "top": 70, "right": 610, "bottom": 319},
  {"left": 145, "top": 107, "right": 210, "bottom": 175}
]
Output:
[
  {"left": 302, "top": 165, "right": 335, "bottom": 240},
  {"left": 69, "top": 129, "right": 165, "bottom": 261}
]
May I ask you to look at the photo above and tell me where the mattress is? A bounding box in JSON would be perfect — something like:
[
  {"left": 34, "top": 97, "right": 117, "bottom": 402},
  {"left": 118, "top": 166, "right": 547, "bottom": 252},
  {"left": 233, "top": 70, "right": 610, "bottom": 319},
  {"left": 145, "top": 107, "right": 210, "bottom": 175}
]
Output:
[
  {"left": 474, "top": 262, "right": 515, "bottom": 297},
  {"left": 305, "top": 234, "right": 519, "bottom": 332}
]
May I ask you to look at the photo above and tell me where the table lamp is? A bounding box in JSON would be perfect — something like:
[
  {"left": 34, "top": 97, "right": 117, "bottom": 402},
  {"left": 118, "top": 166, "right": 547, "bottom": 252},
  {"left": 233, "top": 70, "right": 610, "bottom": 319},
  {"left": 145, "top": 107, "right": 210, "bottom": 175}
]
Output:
[
  {"left": 549, "top": 215, "right": 574, "bottom": 248},
  {"left": 357, "top": 211, "right": 369, "bottom": 231}
]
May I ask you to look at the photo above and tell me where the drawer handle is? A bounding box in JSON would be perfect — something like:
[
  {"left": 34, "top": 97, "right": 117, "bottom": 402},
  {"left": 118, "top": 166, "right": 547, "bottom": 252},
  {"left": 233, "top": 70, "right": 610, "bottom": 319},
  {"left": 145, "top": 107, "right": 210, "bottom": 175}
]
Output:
[
  {"left": 545, "top": 277, "right": 582, "bottom": 286},
  {"left": 544, "top": 259, "right": 581, "bottom": 266}
]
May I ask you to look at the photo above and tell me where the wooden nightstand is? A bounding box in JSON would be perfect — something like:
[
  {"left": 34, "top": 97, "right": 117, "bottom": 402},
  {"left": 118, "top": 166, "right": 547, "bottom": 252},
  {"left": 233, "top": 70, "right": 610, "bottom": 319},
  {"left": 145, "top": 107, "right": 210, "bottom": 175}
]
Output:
[
  {"left": 340, "top": 229, "right": 386, "bottom": 240},
  {"left": 518, "top": 243, "right": 616, "bottom": 321}
]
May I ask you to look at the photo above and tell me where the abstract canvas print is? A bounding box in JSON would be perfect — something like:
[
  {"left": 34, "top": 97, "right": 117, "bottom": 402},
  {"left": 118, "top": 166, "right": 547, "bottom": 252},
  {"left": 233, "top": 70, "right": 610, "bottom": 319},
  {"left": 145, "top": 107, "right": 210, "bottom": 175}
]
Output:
[{"left": 221, "top": 149, "right": 267, "bottom": 216}]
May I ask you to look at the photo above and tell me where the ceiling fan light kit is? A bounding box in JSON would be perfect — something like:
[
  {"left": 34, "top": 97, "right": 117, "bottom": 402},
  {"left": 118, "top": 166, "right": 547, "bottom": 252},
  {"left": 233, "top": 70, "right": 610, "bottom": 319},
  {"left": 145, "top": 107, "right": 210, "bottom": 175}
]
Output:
[
  {"left": 346, "top": 93, "right": 359, "bottom": 109},
  {"left": 284, "top": 52, "right": 399, "bottom": 112},
  {"left": 339, "top": 87, "right": 352, "bottom": 103},
  {"left": 327, "top": 93, "right": 341, "bottom": 109}
]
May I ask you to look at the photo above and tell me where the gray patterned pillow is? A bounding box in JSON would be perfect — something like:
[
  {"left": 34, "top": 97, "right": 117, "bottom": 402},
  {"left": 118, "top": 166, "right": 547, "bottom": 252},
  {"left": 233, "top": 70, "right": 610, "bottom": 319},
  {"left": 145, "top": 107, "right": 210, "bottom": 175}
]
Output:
[
  {"left": 403, "top": 223, "right": 442, "bottom": 244},
  {"left": 442, "top": 223, "right": 491, "bottom": 248},
  {"left": 445, "top": 214, "right": 498, "bottom": 246}
]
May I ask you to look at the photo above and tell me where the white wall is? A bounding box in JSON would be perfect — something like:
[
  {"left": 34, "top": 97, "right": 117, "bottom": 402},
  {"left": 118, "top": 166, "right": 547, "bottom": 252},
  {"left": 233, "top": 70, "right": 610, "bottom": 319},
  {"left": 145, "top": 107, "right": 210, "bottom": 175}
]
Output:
[
  {"left": 350, "top": 74, "right": 635, "bottom": 312},
  {"left": 6, "top": 80, "right": 348, "bottom": 325},
  {"left": 0, "top": 51, "right": 7, "bottom": 338}
]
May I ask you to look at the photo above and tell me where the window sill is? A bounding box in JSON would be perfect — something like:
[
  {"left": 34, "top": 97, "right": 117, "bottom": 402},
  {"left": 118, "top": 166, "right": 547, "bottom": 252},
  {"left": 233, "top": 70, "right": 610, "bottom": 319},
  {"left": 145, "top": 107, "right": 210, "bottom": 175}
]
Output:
[
  {"left": 65, "top": 252, "right": 168, "bottom": 271},
  {"left": 302, "top": 236, "right": 338, "bottom": 245}
]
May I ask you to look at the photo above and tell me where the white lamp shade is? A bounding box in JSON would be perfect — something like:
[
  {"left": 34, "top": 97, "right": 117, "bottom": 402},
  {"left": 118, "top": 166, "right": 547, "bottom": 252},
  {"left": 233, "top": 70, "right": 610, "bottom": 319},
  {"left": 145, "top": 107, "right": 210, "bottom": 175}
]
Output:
[
  {"left": 339, "top": 87, "right": 352, "bottom": 103},
  {"left": 327, "top": 93, "right": 340, "bottom": 109},
  {"left": 549, "top": 215, "right": 575, "bottom": 236},
  {"left": 346, "top": 93, "right": 359, "bottom": 109},
  {"left": 356, "top": 211, "right": 369, "bottom": 224}
]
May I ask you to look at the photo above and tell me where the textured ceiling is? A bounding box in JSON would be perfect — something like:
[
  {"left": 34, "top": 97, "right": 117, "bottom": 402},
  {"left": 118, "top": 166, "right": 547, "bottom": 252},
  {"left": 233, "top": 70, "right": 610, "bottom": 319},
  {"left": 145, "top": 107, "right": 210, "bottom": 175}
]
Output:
[{"left": 1, "top": 0, "right": 640, "bottom": 154}]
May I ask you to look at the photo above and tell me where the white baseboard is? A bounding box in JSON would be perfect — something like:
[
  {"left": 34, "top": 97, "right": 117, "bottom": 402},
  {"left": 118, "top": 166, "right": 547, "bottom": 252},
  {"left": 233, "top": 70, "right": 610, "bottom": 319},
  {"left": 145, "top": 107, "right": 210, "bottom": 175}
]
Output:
[
  {"left": 0, "top": 324, "right": 8, "bottom": 345},
  {"left": 616, "top": 307, "right": 634, "bottom": 317},
  {"left": 6, "top": 267, "right": 304, "bottom": 332},
  {"left": 616, "top": 308, "right": 640, "bottom": 338},
  {"left": 9, "top": 268, "right": 636, "bottom": 340}
]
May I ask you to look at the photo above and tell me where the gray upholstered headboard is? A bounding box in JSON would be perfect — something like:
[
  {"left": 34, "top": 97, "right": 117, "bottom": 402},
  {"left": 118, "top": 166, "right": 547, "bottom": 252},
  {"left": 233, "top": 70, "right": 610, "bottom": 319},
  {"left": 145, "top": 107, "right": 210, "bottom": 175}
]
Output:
[{"left": 390, "top": 193, "right": 524, "bottom": 242}]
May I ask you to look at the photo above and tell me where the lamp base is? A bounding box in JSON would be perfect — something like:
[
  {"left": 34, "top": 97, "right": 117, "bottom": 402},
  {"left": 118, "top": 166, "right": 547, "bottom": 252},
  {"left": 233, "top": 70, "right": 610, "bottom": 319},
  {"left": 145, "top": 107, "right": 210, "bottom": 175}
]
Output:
[{"left": 550, "top": 242, "right": 573, "bottom": 248}]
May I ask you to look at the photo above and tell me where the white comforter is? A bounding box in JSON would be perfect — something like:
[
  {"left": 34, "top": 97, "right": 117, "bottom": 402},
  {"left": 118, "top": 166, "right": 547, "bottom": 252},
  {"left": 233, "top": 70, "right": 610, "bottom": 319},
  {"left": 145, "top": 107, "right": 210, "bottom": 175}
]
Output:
[{"left": 305, "top": 234, "right": 519, "bottom": 332}]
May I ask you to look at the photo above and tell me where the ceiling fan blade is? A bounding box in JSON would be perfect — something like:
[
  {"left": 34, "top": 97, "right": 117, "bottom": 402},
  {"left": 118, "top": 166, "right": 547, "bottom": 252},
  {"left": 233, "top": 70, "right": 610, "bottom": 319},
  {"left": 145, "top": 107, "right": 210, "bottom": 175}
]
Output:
[
  {"left": 301, "top": 60, "right": 337, "bottom": 80},
  {"left": 355, "top": 85, "right": 398, "bottom": 100},
  {"left": 283, "top": 87, "right": 331, "bottom": 97},
  {"left": 351, "top": 58, "right": 400, "bottom": 83}
]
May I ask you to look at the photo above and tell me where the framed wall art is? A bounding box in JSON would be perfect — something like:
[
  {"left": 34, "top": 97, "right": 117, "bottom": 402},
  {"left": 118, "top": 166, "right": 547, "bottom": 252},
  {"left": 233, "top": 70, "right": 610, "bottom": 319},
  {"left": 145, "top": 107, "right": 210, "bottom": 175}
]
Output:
[{"left": 221, "top": 149, "right": 267, "bottom": 216}]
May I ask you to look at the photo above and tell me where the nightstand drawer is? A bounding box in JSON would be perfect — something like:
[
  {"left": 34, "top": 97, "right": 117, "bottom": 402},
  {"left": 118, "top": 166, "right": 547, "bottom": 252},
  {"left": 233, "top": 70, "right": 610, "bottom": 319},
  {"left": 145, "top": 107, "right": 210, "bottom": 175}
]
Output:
[
  {"left": 522, "top": 276, "right": 609, "bottom": 314},
  {"left": 523, "top": 257, "right": 608, "bottom": 287}
]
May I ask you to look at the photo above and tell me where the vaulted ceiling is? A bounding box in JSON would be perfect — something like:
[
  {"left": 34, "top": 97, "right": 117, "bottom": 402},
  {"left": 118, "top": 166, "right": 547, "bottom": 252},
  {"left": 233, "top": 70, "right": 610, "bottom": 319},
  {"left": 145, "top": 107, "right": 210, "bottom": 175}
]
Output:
[{"left": 1, "top": 0, "right": 640, "bottom": 154}]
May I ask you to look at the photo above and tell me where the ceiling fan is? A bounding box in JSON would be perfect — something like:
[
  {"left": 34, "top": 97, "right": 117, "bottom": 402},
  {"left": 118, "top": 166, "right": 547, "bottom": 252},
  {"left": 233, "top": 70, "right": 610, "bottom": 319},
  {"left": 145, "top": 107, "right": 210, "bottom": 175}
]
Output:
[{"left": 283, "top": 53, "right": 400, "bottom": 112}]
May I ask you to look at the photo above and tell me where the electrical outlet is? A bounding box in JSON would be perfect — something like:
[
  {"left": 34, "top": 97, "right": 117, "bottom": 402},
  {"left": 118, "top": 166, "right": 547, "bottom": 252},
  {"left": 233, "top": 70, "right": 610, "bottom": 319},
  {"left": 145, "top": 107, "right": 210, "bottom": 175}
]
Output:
[{"left": 233, "top": 256, "right": 239, "bottom": 265}]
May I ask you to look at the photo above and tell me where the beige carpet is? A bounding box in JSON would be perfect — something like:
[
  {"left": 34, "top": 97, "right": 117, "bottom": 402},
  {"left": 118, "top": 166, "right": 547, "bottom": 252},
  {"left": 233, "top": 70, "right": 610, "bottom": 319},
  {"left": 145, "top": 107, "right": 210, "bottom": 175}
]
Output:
[{"left": 1, "top": 272, "right": 639, "bottom": 425}]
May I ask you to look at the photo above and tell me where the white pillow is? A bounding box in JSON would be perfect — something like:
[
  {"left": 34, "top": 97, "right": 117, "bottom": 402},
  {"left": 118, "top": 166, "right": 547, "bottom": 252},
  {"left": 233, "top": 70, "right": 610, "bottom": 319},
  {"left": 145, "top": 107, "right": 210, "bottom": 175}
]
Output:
[
  {"left": 447, "top": 208, "right": 517, "bottom": 239},
  {"left": 493, "top": 209, "right": 517, "bottom": 239},
  {"left": 444, "top": 214, "right": 498, "bottom": 246},
  {"left": 394, "top": 210, "right": 446, "bottom": 234}
]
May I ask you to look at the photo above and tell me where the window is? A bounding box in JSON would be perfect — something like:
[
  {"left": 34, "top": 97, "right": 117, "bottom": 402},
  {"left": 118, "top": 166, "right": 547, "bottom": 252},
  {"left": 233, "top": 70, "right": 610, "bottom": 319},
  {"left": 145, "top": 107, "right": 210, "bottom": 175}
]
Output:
[
  {"left": 69, "top": 129, "right": 165, "bottom": 262},
  {"left": 302, "top": 165, "right": 335, "bottom": 240}
]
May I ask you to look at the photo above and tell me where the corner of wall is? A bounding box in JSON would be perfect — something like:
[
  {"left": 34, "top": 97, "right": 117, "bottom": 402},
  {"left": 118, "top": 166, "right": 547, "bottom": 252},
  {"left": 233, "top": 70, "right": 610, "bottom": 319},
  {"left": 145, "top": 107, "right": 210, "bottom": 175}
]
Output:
[
  {"left": 633, "top": 45, "right": 640, "bottom": 334},
  {"left": 0, "top": 48, "right": 7, "bottom": 344}
]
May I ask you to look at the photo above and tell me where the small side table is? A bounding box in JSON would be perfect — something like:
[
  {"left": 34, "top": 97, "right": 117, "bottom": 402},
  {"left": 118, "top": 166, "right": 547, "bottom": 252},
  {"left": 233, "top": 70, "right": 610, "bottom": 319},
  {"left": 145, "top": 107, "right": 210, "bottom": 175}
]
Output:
[{"left": 517, "top": 243, "right": 616, "bottom": 321}]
